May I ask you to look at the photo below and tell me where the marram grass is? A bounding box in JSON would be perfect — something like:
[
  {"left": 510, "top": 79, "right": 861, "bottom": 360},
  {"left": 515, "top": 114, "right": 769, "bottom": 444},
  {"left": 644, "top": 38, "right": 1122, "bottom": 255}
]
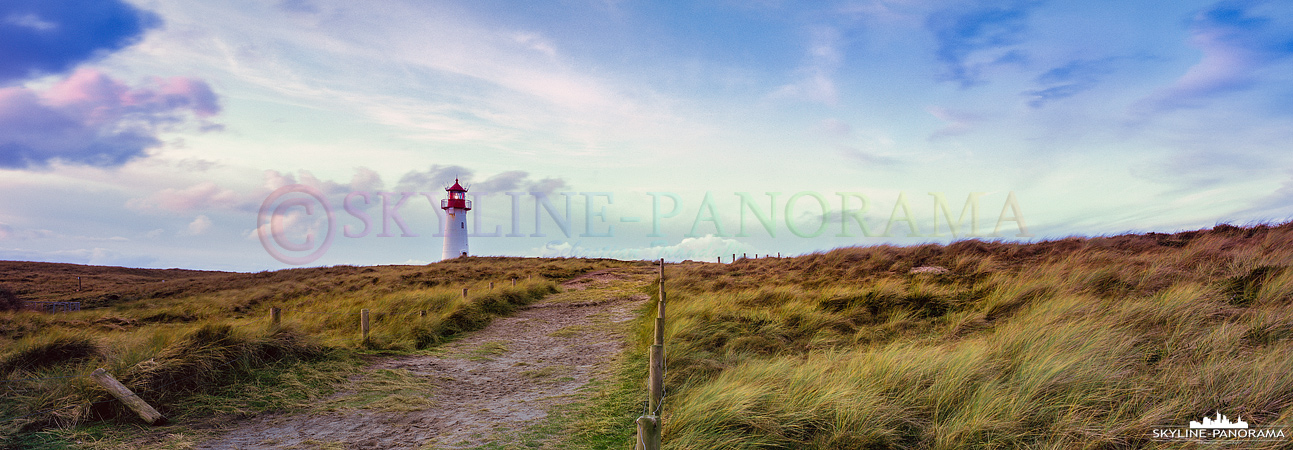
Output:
[
  {"left": 0, "top": 257, "right": 632, "bottom": 443},
  {"left": 659, "top": 223, "right": 1293, "bottom": 449}
]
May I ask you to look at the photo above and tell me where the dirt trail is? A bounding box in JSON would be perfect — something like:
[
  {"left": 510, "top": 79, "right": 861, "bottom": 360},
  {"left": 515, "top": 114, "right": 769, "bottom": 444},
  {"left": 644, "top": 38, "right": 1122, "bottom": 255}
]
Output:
[{"left": 196, "top": 267, "right": 652, "bottom": 450}]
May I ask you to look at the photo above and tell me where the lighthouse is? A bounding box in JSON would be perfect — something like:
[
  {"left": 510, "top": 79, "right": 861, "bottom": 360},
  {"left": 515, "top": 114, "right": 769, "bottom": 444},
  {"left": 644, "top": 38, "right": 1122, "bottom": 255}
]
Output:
[{"left": 441, "top": 179, "right": 471, "bottom": 260}]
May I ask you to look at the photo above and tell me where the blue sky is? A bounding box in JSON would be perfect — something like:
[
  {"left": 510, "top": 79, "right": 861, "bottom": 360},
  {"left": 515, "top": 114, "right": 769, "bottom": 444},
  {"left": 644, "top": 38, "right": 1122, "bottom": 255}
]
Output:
[{"left": 1, "top": 0, "right": 1292, "bottom": 271}]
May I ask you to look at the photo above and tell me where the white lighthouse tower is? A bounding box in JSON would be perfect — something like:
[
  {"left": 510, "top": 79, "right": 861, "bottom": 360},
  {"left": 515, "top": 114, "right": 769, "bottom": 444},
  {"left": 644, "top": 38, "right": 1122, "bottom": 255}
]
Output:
[{"left": 441, "top": 179, "right": 471, "bottom": 260}]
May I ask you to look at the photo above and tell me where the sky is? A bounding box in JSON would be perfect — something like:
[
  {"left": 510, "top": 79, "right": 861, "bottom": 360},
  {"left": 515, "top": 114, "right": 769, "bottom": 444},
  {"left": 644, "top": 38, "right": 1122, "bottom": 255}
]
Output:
[{"left": 1, "top": 0, "right": 1292, "bottom": 272}]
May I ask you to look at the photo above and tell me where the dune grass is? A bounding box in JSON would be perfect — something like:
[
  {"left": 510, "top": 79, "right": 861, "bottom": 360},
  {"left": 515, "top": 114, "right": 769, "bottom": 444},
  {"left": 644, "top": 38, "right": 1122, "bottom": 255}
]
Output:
[
  {"left": 0, "top": 257, "right": 635, "bottom": 445},
  {"left": 5, "top": 225, "right": 1293, "bottom": 449},
  {"left": 656, "top": 223, "right": 1293, "bottom": 449}
]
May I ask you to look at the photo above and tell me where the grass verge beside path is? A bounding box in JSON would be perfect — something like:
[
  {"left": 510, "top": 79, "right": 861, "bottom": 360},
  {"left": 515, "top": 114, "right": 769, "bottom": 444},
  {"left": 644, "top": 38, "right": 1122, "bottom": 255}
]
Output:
[{"left": 1, "top": 258, "right": 636, "bottom": 449}]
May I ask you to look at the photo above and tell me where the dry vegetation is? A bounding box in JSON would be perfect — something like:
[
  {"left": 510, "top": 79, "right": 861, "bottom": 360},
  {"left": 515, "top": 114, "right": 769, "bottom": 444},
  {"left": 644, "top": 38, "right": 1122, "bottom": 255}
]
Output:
[
  {"left": 647, "top": 223, "right": 1293, "bottom": 449},
  {"left": 0, "top": 257, "right": 638, "bottom": 446},
  {"left": 4, "top": 223, "right": 1293, "bottom": 449}
]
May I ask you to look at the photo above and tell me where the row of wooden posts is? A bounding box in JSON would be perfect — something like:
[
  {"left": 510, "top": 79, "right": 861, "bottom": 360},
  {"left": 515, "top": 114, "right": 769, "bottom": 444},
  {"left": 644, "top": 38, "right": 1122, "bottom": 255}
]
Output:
[
  {"left": 268, "top": 275, "right": 532, "bottom": 341},
  {"left": 637, "top": 259, "right": 667, "bottom": 450},
  {"left": 269, "top": 306, "right": 427, "bottom": 342},
  {"left": 91, "top": 275, "right": 542, "bottom": 425},
  {"left": 716, "top": 252, "right": 781, "bottom": 263},
  {"left": 79, "top": 269, "right": 675, "bottom": 436}
]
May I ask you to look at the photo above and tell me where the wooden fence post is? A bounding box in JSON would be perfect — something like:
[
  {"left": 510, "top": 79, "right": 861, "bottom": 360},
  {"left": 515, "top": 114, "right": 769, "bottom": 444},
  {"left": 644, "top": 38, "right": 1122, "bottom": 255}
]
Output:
[
  {"left": 512, "top": 278, "right": 516, "bottom": 286},
  {"left": 462, "top": 288, "right": 468, "bottom": 298},
  {"left": 361, "top": 309, "right": 370, "bottom": 342},
  {"left": 635, "top": 415, "right": 660, "bottom": 450},
  {"left": 638, "top": 258, "right": 666, "bottom": 449},
  {"left": 489, "top": 282, "right": 494, "bottom": 290},
  {"left": 90, "top": 368, "right": 164, "bottom": 425},
  {"left": 270, "top": 307, "right": 281, "bottom": 326}
]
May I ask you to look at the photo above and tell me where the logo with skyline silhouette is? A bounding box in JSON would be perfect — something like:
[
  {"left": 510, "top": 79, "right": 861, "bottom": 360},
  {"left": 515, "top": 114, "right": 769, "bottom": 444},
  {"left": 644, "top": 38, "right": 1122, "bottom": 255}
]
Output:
[
  {"left": 1190, "top": 412, "right": 1248, "bottom": 429},
  {"left": 1152, "top": 411, "right": 1287, "bottom": 443}
]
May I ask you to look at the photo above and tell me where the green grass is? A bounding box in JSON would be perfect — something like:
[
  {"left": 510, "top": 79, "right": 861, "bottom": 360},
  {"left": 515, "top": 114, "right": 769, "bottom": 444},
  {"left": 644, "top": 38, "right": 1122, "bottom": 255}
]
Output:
[
  {"left": 460, "top": 278, "right": 657, "bottom": 450},
  {"left": 463, "top": 341, "right": 510, "bottom": 361},
  {"left": 553, "top": 292, "right": 659, "bottom": 450},
  {"left": 321, "top": 368, "right": 438, "bottom": 412}
]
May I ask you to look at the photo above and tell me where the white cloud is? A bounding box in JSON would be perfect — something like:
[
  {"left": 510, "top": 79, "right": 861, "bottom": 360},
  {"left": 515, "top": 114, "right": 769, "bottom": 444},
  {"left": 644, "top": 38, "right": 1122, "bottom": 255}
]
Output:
[
  {"left": 186, "top": 214, "right": 214, "bottom": 235},
  {"left": 125, "top": 181, "right": 242, "bottom": 213},
  {"left": 120, "top": 1, "right": 691, "bottom": 158},
  {"left": 0, "top": 223, "right": 56, "bottom": 240},
  {"left": 0, "top": 247, "right": 156, "bottom": 267},
  {"left": 4, "top": 13, "right": 58, "bottom": 31},
  {"left": 1133, "top": 1, "right": 1293, "bottom": 114},
  {"left": 771, "top": 26, "right": 843, "bottom": 104},
  {"left": 926, "top": 106, "right": 980, "bottom": 139},
  {"left": 512, "top": 32, "right": 557, "bottom": 58}
]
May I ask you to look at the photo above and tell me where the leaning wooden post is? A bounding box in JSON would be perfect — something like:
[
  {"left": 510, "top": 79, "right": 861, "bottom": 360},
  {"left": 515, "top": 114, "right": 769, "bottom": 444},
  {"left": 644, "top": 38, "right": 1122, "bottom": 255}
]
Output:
[
  {"left": 270, "top": 306, "right": 281, "bottom": 326},
  {"left": 360, "top": 309, "right": 370, "bottom": 342},
  {"left": 462, "top": 288, "right": 469, "bottom": 298},
  {"left": 638, "top": 258, "right": 666, "bottom": 450},
  {"left": 90, "top": 368, "right": 164, "bottom": 425}
]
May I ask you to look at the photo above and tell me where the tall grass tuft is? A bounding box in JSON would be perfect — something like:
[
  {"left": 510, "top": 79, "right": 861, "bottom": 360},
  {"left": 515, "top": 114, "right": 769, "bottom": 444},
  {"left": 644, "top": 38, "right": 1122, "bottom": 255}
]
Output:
[{"left": 0, "top": 334, "right": 101, "bottom": 376}]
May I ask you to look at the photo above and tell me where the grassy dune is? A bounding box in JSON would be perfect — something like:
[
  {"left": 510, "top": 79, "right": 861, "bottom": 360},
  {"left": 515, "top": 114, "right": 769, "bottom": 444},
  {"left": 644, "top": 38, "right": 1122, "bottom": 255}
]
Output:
[
  {"left": 4, "top": 224, "right": 1292, "bottom": 449},
  {"left": 655, "top": 224, "right": 1293, "bottom": 449},
  {"left": 0, "top": 257, "right": 636, "bottom": 444}
]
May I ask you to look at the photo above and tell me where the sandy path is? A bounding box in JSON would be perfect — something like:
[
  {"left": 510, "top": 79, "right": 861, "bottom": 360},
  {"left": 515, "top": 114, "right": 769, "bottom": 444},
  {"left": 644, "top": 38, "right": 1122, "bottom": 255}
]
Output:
[{"left": 195, "top": 268, "right": 651, "bottom": 450}]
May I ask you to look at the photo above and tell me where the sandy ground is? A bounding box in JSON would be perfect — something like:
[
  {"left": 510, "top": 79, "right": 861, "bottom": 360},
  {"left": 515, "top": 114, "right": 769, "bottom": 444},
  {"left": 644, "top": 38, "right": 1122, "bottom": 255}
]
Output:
[{"left": 195, "top": 268, "right": 651, "bottom": 450}]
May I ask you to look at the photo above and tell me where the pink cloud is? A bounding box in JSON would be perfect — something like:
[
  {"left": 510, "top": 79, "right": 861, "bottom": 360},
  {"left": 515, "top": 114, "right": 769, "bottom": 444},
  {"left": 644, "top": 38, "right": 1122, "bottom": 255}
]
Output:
[
  {"left": 1134, "top": 2, "right": 1293, "bottom": 113},
  {"left": 126, "top": 181, "right": 241, "bottom": 213},
  {"left": 0, "top": 68, "right": 221, "bottom": 169}
]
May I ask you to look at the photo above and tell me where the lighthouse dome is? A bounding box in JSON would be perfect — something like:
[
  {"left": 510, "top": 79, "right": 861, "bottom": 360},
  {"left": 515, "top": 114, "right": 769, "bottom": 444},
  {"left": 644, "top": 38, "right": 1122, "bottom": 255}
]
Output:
[{"left": 446, "top": 179, "right": 467, "bottom": 192}]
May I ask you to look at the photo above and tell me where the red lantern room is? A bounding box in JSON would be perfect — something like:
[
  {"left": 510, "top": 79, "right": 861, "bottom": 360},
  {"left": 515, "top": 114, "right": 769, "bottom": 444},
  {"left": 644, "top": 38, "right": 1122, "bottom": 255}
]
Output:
[{"left": 441, "top": 179, "right": 471, "bottom": 210}]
